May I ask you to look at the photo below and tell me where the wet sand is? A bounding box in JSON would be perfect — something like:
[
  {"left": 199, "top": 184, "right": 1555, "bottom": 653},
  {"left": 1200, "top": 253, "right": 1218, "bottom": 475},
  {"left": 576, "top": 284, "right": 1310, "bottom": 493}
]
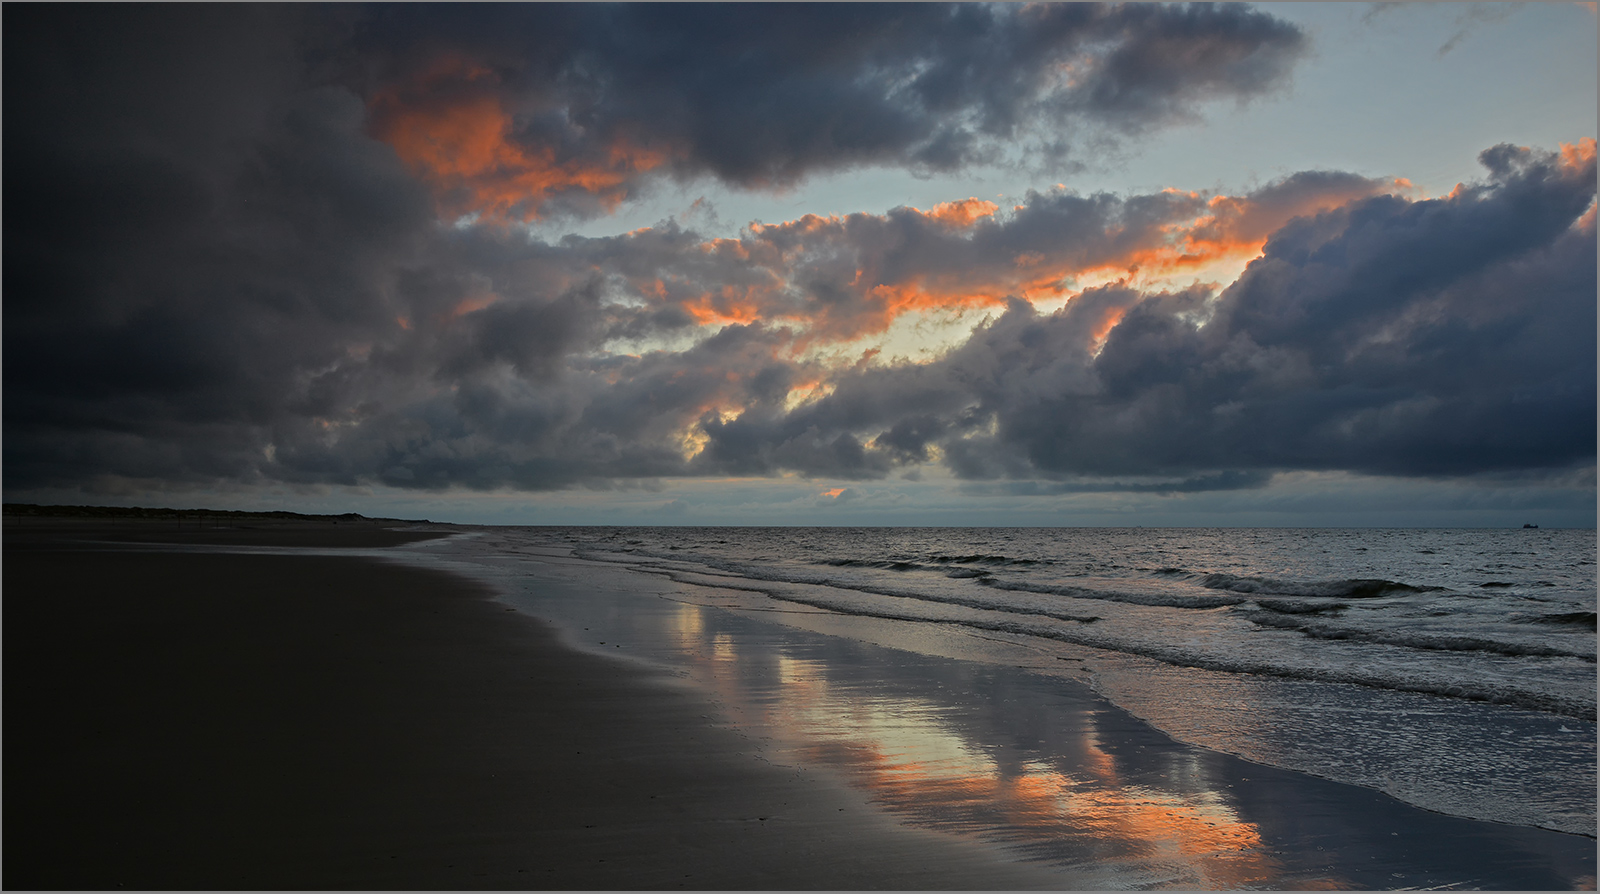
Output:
[
  {"left": 432, "top": 543, "right": 1600, "bottom": 891},
  {"left": 3, "top": 520, "right": 1064, "bottom": 890}
]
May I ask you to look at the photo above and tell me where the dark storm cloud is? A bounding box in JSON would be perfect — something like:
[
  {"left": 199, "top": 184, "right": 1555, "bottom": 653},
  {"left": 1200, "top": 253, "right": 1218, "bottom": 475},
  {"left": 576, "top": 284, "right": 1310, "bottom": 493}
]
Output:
[
  {"left": 3, "top": 4, "right": 1591, "bottom": 501},
  {"left": 3, "top": 5, "right": 604, "bottom": 492},
  {"left": 342, "top": 2, "right": 1307, "bottom": 215},
  {"left": 786, "top": 142, "right": 1596, "bottom": 486}
]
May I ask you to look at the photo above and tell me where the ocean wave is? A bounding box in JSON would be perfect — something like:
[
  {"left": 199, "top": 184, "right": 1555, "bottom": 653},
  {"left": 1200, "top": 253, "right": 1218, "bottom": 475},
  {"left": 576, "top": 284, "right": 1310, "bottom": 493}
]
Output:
[
  {"left": 823, "top": 558, "right": 928, "bottom": 572},
  {"left": 928, "top": 554, "right": 1043, "bottom": 567},
  {"left": 1253, "top": 598, "right": 1350, "bottom": 615},
  {"left": 944, "top": 568, "right": 991, "bottom": 579},
  {"left": 1201, "top": 573, "right": 1444, "bottom": 599},
  {"left": 1245, "top": 612, "right": 1597, "bottom": 662},
  {"left": 561, "top": 537, "right": 1598, "bottom": 723},
  {"left": 638, "top": 564, "right": 1102, "bottom": 629},
  {"left": 604, "top": 553, "right": 1106, "bottom": 625},
  {"left": 1520, "top": 611, "right": 1598, "bottom": 629},
  {"left": 585, "top": 545, "right": 1205, "bottom": 616},
  {"left": 652, "top": 567, "right": 1598, "bottom": 721},
  {"left": 982, "top": 578, "right": 1247, "bottom": 609}
]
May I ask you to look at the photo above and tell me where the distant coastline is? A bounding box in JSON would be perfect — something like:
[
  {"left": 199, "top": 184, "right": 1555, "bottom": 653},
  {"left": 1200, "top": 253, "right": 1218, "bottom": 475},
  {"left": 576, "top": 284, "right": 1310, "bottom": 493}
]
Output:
[
  {"left": 4, "top": 503, "right": 1590, "bottom": 530},
  {"left": 2, "top": 502, "right": 431, "bottom": 525}
]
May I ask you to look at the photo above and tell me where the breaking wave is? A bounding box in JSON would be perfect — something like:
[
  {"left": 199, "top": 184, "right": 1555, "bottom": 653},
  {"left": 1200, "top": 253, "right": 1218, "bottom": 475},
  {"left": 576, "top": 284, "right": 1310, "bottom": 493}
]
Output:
[
  {"left": 1200, "top": 573, "right": 1444, "bottom": 599},
  {"left": 1244, "top": 612, "right": 1597, "bottom": 663}
]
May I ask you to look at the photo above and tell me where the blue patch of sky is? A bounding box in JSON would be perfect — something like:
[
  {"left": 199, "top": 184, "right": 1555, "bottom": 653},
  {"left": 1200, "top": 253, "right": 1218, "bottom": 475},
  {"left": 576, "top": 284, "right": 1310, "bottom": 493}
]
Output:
[{"left": 531, "top": 2, "right": 1596, "bottom": 244}]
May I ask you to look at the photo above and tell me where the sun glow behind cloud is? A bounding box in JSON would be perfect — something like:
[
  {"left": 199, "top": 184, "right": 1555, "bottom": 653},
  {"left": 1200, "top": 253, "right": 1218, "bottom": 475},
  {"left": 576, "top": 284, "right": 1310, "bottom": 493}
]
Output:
[
  {"left": 570, "top": 171, "right": 1416, "bottom": 398},
  {"left": 368, "top": 57, "right": 673, "bottom": 223},
  {"left": 530, "top": 142, "right": 1578, "bottom": 484}
]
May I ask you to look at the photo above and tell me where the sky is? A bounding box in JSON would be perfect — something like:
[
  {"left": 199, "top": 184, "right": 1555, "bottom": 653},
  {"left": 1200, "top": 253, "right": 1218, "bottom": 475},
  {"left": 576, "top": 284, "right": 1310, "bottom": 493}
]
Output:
[{"left": 4, "top": 2, "right": 1596, "bottom": 527}]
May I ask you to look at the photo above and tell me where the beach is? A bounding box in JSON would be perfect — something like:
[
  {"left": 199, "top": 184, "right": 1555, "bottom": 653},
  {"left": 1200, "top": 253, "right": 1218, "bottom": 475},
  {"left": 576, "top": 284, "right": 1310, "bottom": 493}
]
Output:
[
  {"left": 3, "top": 519, "right": 1063, "bottom": 890},
  {"left": 4, "top": 517, "right": 1595, "bottom": 890}
]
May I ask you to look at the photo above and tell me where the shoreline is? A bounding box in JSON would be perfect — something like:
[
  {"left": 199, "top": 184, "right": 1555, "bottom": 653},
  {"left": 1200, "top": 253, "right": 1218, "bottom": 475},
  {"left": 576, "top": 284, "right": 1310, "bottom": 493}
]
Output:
[
  {"left": 412, "top": 530, "right": 1598, "bottom": 890},
  {"left": 6, "top": 518, "right": 1595, "bottom": 890},
  {"left": 3, "top": 520, "right": 1067, "bottom": 890}
]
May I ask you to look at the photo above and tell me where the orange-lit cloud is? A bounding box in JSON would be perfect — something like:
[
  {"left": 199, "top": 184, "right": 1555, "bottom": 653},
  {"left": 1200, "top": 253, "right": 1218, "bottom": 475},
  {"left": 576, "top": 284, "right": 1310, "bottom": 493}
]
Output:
[
  {"left": 681, "top": 285, "right": 768, "bottom": 327},
  {"left": 1088, "top": 306, "right": 1129, "bottom": 351},
  {"left": 647, "top": 178, "right": 1402, "bottom": 347},
  {"left": 1560, "top": 137, "right": 1597, "bottom": 175},
  {"left": 1184, "top": 184, "right": 1399, "bottom": 259},
  {"left": 1575, "top": 202, "right": 1596, "bottom": 234},
  {"left": 450, "top": 292, "right": 500, "bottom": 319},
  {"left": 913, "top": 198, "right": 1000, "bottom": 228},
  {"left": 1570, "top": 140, "right": 1599, "bottom": 234},
  {"left": 368, "top": 57, "right": 672, "bottom": 223}
]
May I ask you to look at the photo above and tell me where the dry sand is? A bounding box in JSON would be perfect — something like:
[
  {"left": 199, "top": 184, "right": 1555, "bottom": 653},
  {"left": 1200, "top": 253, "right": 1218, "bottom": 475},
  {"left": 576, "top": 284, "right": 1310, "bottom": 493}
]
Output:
[{"left": 3, "top": 520, "right": 1064, "bottom": 890}]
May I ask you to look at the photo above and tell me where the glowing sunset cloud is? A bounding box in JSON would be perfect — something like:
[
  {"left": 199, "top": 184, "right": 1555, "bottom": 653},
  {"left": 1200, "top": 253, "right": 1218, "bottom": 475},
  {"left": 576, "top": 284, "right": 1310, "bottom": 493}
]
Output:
[
  {"left": 7, "top": 3, "right": 1593, "bottom": 525},
  {"left": 782, "top": 377, "right": 834, "bottom": 411},
  {"left": 915, "top": 198, "right": 1001, "bottom": 228},
  {"left": 1576, "top": 202, "right": 1597, "bottom": 233},
  {"left": 449, "top": 292, "right": 500, "bottom": 320},
  {"left": 368, "top": 58, "right": 671, "bottom": 222},
  {"left": 1561, "top": 137, "right": 1597, "bottom": 174},
  {"left": 1177, "top": 177, "right": 1412, "bottom": 268},
  {"left": 680, "top": 286, "right": 767, "bottom": 327},
  {"left": 640, "top": 176, "right": 1407, "bottom": 349}
]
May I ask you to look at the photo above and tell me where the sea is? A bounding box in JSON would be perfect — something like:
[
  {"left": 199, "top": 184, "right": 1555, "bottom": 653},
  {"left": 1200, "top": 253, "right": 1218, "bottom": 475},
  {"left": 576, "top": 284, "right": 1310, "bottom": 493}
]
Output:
[{"left": 408, "top": 525, "right": 1596, "bottom": 846}]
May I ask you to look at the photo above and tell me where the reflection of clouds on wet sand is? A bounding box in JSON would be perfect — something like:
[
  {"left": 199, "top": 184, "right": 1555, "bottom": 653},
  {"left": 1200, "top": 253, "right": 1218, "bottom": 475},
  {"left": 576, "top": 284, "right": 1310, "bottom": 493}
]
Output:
[
  {"left": 776, "top": 666, "right": 1287, "bottom": 888},
  {"left": 441, "top": 541, "right": 1595, "bottom": 890},
  {"left": 664, "top": 599, "right": 1331, "bottom": 889}
]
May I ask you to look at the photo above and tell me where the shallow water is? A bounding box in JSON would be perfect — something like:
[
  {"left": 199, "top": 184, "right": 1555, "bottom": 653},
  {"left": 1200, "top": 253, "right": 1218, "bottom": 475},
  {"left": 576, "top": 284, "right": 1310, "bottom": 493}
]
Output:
[
  {"left": 392, "top": 532, "right": 1595, "bottom": 890},
  {"left": 422, "top": 526, "right": 1595, "bottom": 838}
]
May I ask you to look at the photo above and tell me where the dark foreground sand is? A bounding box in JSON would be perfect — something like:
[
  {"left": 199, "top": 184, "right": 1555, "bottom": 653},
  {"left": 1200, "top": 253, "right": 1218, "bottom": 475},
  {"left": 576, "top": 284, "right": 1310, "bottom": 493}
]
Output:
[{"left": 4, "top": 521, "right": 1063, "bottom": 890}]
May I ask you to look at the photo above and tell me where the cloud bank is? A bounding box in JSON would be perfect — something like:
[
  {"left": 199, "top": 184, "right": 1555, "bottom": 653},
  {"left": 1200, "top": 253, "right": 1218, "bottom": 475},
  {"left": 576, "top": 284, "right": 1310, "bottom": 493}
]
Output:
[
  {"left": 4, "top": 4, "right": 1593, "bottom": 507},
  {"left": 347, "top": 3, "right": 1307, "bottom": 219}
]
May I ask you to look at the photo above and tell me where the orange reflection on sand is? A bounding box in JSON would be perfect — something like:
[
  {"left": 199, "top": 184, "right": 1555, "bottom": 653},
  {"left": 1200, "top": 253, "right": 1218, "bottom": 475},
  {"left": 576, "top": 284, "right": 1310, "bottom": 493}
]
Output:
[
  {"left": 668, "top": 600, "right": 705, "bottom": 646},
  {"left": 798, "top": 733, "right": 1282, "bottom": 888},
  {"left": 704, "top": 651, "right": 1287, "bottom": 887},
  {"left": 643, "top": 603, "right": 1398, "bottom": 888}
]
